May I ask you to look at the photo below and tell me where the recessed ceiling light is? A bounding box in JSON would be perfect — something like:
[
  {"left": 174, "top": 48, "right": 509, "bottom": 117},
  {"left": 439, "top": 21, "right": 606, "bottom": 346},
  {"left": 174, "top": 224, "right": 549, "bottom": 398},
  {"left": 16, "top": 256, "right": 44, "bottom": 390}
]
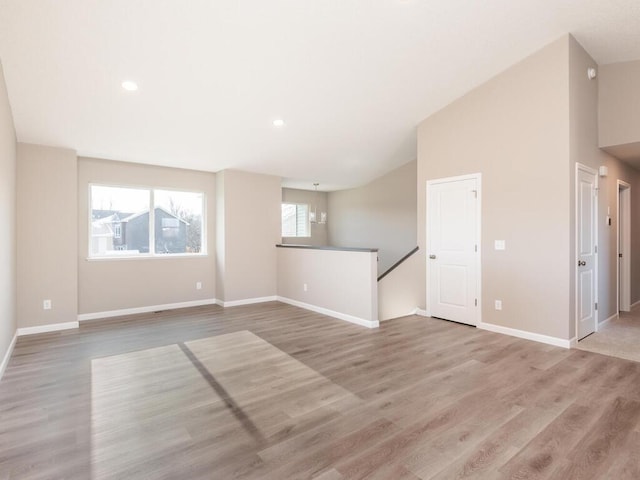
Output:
[
  {"left": 272, "top": 118, "right": 285, "bottom": 128},
  {"left": 121, "top": 81, "right": 138, "bottom": 91}
]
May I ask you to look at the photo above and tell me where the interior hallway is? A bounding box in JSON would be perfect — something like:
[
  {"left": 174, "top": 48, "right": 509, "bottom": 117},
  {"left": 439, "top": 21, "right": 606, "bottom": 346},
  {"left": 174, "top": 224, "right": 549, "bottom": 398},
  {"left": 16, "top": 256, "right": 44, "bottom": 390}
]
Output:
[{"left": 576, "top": 306, "right": 640, "bottom": 363}]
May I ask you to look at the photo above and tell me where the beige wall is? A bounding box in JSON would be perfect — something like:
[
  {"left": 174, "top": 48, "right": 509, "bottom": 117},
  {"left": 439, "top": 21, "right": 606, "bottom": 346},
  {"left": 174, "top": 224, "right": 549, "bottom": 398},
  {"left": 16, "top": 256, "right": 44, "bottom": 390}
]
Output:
[
  {"left": 215, "top": 172, "right": 226, "bottom": 302},
  {"left": 597, "top": 159, "right": 640, "bottom": 313},
  {"left": 281, "top": 188, "right": 328, "bottom": 246},
  {"left": 78, "top": 157, "right": 216, "bottom": 314},
  {"left": 16, "top": 144, "right": 77, "bottom": 328},
  {"left": 0, "top": 62, "right": 16, "bottom": 364},
  {"left": 328, "top": 160, "right": 417, "bottom": 274},
  {"left": 417, "top": 36, "right": 572, "bottom": 339},
  {"left": 277, "top": 247, "right": 378, "bottom": 323},
  {"left": 567, "top": 37, "right": 640, "bottom": 333},
  {"left": 598, "top": 60, "right": 640, "bottom": 164},
  {"left": 216, "top": 169, "right": 281, "bottom": 302}
]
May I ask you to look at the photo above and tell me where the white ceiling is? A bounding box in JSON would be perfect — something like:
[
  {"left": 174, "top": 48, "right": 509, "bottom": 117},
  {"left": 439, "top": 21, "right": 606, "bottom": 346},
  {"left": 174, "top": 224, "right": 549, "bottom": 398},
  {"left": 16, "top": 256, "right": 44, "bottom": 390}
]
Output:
[{"left": 1, "top": 0, "right": 639, "bottom": 191}]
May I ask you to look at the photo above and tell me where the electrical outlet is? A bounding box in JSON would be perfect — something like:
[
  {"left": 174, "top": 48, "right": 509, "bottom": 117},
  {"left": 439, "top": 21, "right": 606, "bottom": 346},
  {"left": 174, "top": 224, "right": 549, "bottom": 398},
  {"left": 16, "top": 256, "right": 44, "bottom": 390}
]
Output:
[
  {"left": 196, "top": 281, "right": 202, "bottom": 290},
  {"left": 495, "top": 300, "right": 502, "bottom": 311},
  {"left": 303, "top": 283, "right": 308, "bottom": 292},
  {"left": 43, "top": 299, "right": 52, "bottom": 310}
]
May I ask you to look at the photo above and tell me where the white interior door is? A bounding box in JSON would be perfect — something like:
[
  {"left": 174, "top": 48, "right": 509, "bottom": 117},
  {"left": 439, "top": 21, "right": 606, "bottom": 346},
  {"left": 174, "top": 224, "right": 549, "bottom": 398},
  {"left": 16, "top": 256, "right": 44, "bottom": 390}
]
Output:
[
  {"left": 618, "top": 181, "right": 631, "bottom": 312},
  {"left": 576, "top": 165, "right": 598, "bottom": 340},
  {"left": 427, "top": 175, "right": 480, "bottom": 326}
]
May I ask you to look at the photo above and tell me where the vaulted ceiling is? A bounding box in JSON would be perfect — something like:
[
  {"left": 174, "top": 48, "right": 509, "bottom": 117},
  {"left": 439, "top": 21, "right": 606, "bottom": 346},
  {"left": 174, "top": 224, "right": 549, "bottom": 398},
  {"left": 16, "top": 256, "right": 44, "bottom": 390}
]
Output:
[{"left": 1, "top": 0, "right": 639, "bottom": 190}]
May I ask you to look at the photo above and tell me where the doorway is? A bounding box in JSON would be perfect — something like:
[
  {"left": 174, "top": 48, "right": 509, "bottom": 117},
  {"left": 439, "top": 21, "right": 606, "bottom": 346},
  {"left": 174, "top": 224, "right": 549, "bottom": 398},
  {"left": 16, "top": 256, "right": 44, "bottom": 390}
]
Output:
[
  {"left": 575, "top": 164, "right": 598, "bottom": 341},
  {"left": 618, "top": 180, "right": 631, "bottom": 313},
  {"left": 426, "top": 173, "right": 481, "bottom": 326}
]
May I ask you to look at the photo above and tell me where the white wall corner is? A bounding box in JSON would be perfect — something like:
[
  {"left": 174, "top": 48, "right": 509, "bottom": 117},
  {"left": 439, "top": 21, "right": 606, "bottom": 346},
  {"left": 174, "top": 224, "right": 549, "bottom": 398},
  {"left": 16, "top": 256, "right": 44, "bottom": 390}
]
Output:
[
  {"left": 0, "top": 331, "right": 18, "bottom": 382},
  {"left": 277, "top": 296, "right": 379, "bottom": 329},
  {"left": 477, "top": 321, "right": 571, "bottom": 349},
  {"left": 415, "top": 308, "right": 428, "bottom": 317}
]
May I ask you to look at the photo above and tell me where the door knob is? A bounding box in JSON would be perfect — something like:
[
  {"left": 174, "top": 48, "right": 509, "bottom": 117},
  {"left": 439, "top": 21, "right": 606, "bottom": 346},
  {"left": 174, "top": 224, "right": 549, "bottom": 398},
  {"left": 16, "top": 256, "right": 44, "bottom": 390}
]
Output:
[
  {"left": 578, "top": 260, "right": 586, "bottom": 266},
  {"left": 429, "top": 254, "right": 436, "bottom": 259}
]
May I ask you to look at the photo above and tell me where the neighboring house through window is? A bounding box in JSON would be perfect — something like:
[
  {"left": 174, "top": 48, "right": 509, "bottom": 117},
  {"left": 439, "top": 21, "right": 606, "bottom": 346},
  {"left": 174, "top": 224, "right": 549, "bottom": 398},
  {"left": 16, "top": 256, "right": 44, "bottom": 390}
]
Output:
[{"left": 90, "top": 185, "right": 205, "bottom": 257}]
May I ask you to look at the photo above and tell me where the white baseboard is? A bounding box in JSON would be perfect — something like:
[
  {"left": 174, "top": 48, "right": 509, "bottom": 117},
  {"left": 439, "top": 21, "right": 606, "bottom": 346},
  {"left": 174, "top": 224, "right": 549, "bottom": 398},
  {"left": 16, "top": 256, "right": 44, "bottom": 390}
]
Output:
[
  {"left": 277, "top": 296, "right": 379, "bottom": 329},
  {"left": 599, "top": 312, "right": 618, "bottom": 327},
  {"left": 415, "top": 308, "right": 428, "bottom": 317},
  {"left": 78, "top": 298, "right": 218, "bottom": 322},
  {"left": 216, "top": 296, "right": 278, "bottom": 308},
  {"left": 380, "top": 308, "right": 418, "bottom": 321},
  {"left": 17, "top": 321, "right": 79, "bottom": 336},
  {"left": 477, "top": 321, "right": 571, "bottom": 349},
  {"left": 569, "top": 337, "right": 578, "bottom": 348},
  {"left": 0, "top": 332, "right": 17, "bottom": 382},
  {"left": 631, "top": 300, "right": 640, "bottom": 310}
]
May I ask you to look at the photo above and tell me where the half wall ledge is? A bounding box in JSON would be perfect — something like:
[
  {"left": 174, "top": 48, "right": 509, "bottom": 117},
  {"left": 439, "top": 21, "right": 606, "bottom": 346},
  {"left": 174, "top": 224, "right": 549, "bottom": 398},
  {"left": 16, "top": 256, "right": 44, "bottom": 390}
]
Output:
[
  {"left": 276, "top": 244, "right": 378, "bottom": 252},
  {"left": 276, "top": 244, "right": 379, "bottom": 327}
]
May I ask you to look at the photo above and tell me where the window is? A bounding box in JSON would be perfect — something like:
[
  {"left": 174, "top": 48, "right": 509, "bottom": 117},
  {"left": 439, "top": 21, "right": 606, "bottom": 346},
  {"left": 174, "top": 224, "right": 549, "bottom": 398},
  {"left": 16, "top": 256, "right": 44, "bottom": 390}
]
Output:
[
  {"left": 90, "top": 185, "right": 205, "bottom": 257},
  {"left": 281, "top": 203, "right": 310, "bottom": 237}
]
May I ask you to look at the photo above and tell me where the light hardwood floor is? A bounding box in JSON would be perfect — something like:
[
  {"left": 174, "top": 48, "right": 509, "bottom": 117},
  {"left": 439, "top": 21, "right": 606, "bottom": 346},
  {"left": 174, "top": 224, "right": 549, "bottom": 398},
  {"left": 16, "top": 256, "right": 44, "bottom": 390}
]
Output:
[{"left": 1, "top": 302, "right": 640, "bottom": 479}]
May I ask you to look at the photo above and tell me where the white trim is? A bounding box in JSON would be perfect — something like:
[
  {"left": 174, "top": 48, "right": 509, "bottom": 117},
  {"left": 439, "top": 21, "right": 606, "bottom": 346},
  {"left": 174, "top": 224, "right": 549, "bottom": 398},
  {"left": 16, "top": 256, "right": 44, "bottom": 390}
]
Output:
[
  {"left": 78, "top": 298, "right": 218, "bottom": 321},
  {"left": 575, "top": 163, "right": 599, "bottom": 340},
  {"left": 380, "top": 308, "right": 419, "bottom": 321},
  {"left": 478, "top": 322, "right": 571, "bottom": 349},
  {"left": 425, "top": 173, "right": 482, "bottom": 326},
  {"left": 569, "top": 337, "right": 578, "bottom": 348},
  {"left": 599, "top": 312, "right": 618, "bottom": 327},
  {"left": 216, "top": 296, "right": 278, "bottom": 308},
  {"left": 17, "top": 322, "right": 79, "bottom": 336},
  {"left": 617, "top": 179, "right": 631, "bottom": 313},
  {"left": 277, "top": 296, "right": 379, "bottom": 329},
  {"left": 415, "top": 308, "right": 428, "bottom": 317},
  {"left": 632, "top": 300, "right": 640, "bottom": 310},
  {"left": 0, "top": 332, "right": 17, "bottom": 381}
]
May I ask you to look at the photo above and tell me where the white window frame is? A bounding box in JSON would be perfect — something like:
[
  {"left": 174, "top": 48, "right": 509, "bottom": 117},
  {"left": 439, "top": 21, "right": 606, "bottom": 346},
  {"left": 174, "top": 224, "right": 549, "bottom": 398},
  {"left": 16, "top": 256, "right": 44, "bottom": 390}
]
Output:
[
  {"left": 88, "top": 183, "right": 207, "bottom": 260},
  {"left": 281, "top": 202, "right": 311, "bottom": 238}
]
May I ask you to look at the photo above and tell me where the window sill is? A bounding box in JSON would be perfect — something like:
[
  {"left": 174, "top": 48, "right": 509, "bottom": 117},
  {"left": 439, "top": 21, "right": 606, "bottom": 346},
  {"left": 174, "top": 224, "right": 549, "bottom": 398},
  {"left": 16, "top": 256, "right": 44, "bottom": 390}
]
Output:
[{"left": 86, "top": 253, "right": 208, "bottom": 261}]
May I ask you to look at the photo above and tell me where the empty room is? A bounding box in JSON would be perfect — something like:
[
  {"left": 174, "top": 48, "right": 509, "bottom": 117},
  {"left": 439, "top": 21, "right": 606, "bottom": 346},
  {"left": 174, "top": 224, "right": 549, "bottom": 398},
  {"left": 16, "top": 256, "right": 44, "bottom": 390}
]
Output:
[{"left": 2, "top": 1, "right": 640, "bottom": 479}]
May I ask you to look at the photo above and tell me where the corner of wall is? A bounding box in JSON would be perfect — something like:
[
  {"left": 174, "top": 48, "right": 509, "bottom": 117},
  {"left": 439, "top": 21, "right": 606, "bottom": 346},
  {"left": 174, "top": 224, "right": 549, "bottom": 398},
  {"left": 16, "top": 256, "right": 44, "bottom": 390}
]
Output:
[{"left": 0, "top": 59, "right": 17, "bottom": 377}]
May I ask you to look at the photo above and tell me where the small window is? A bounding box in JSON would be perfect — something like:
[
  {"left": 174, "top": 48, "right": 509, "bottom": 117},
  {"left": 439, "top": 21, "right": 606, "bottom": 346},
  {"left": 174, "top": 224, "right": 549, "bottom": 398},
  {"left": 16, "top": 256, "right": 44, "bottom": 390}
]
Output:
[
  {"left": 282, "top": 203, "right": 310, "bottom": 237},
  {"left": 113, "top": 223, "right": 122, "bottom": 239}
]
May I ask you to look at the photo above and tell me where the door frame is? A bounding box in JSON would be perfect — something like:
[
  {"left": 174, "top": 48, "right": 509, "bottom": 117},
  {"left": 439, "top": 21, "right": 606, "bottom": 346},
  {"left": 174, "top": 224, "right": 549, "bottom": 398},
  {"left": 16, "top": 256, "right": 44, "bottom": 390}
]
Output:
[
  {"left": 575, "top": 163, "right": 599, "bottom": 338},
  {"left": 425, "top": 173, "right": 482, "bottom": 326},
  {"left": 617, "top": 179, "right": 631, "bottom": 313}
]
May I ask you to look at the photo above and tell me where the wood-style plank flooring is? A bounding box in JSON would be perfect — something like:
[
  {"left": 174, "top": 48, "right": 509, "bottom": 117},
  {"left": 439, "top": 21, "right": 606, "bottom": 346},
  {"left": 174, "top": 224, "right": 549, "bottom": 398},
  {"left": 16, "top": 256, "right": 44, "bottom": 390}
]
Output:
[{"left": 1, "top": 302, "right": 640, "bottom": 479}]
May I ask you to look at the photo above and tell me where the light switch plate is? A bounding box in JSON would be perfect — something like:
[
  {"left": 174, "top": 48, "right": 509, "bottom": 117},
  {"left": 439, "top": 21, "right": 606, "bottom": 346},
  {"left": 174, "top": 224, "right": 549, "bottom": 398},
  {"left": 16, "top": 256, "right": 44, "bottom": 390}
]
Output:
[{"left": 495, "top": 240, "right": 506, "bottom": 250}]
